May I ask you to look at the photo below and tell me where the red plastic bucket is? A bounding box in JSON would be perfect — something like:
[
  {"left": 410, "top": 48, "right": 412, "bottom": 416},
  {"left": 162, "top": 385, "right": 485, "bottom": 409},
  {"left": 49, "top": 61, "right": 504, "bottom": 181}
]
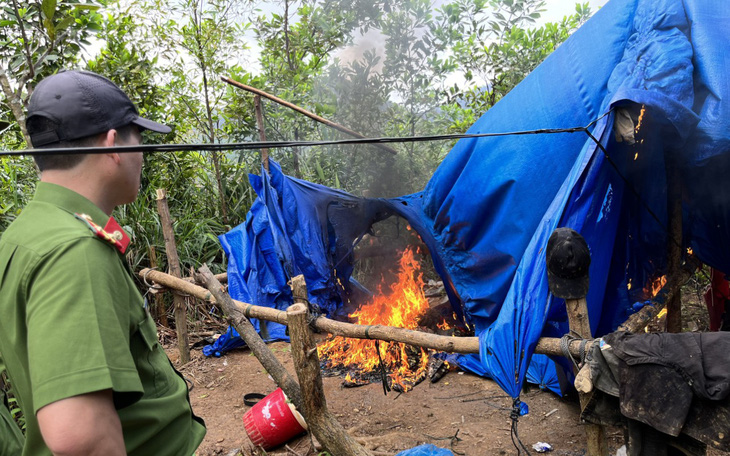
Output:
[{"left": 243, "top": 388, "right": 308, "bottom": 450}]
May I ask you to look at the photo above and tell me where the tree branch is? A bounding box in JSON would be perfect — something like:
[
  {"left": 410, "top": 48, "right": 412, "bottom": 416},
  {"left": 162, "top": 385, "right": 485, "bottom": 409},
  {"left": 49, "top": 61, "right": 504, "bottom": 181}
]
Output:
[{"left": 11, "top": 0, "right": 36, "bottom": 80}]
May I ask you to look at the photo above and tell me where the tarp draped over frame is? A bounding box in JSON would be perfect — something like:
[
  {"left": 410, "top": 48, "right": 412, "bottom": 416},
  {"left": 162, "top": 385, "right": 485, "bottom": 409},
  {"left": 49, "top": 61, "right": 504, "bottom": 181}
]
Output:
[{"left": 215, "top": 0, "right": 730, "bottom": 397}]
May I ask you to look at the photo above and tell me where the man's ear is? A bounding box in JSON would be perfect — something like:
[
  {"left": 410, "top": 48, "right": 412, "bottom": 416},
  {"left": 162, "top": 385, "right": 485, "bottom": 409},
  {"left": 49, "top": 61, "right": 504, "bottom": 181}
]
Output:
[
  {"left": 103, "top": 130, "right": 121, "bottom": 164},
  {"left": 102, "top": 129, "right": 117, "bottom": 147}
]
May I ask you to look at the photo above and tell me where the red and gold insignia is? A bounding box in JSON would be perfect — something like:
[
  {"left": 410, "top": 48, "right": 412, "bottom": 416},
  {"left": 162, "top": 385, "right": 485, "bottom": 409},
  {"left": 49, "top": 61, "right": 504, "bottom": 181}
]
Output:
[{"left": 74, "top": 213, "right": 131, "bottom": 254}]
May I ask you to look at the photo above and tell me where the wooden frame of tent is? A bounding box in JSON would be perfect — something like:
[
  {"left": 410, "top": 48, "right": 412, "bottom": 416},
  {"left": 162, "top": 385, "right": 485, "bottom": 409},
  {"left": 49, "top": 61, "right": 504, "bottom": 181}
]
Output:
[{"left": 139, "top": 264, "right": 680, "bottom": 456}]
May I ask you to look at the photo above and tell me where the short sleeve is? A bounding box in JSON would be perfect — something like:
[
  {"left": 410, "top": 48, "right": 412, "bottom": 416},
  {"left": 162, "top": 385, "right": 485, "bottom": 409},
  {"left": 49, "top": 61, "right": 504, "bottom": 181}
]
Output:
[{"left": 26, "top": 238, "right": 144, "bottom": 412}]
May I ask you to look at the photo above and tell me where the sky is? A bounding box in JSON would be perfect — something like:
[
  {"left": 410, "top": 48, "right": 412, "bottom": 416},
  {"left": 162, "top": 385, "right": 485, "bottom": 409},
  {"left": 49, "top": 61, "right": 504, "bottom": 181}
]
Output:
[
  {"left": 334, "top": 0, "right": 611, "bottom": 76},
  {"left": 539, "top": 0, "right": 609, "bottom": 24},
  {"left": 85, "top": 0, "right": 612, "bottom": 77}
]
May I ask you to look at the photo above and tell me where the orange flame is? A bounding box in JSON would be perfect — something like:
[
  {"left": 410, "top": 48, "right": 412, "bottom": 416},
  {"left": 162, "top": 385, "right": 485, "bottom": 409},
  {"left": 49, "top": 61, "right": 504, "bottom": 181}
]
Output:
[
  {"left": 635, "top": 105, "right": 646, "bottom": 134},
  {"left": 317, "top": 247, "right": 432, "bottom": 391},
  {"left": 648, "top": 275, "right": 667, "bottom": 297}
]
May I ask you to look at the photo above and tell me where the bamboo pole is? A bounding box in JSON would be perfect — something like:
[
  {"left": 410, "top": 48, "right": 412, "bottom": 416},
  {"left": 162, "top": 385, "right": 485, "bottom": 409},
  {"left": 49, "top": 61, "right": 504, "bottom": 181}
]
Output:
[
  {"left": 194, "top": 264, "right": 303, "bottom": 411},
  {"left": 221, "top": 76, "right": 398, "bottom": 156},
  {"left": 138, "top": 268, "right": 588, "bottom": 358},
  {"left": 288, "top": 303, "right": 372, "bottom": 456},
  {"left": 155, "top": 189, "right": 190, "bottom": 364}
]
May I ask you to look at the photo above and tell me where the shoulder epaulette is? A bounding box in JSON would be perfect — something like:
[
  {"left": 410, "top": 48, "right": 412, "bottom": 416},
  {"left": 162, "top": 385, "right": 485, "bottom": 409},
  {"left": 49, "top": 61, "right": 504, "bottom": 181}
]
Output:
[{"left": 73, "top": 213, "right": 130, "bottom": 254}]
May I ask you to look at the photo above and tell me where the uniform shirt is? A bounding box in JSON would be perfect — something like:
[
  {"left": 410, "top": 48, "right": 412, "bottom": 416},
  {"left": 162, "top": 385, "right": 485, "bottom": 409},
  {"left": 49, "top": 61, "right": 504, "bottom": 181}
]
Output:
[
  {"left": 0, "top": 182, "right": 205, "bottom": 455},
  {"left": 0, "top": 357, "right": 25, "bottom": 456}
]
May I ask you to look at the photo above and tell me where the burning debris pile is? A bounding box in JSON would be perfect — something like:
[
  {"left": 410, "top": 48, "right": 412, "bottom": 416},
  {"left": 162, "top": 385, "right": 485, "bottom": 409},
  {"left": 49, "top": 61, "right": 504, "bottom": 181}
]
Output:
[{"left": 317, "top": 246, "right": 459, "bottom": 392}]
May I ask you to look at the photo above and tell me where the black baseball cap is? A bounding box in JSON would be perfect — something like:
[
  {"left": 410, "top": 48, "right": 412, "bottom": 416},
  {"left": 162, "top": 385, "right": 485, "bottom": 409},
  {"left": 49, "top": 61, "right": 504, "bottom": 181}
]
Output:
[
  {"left": 27, "top": 70, "right": 171, "bottom": 147},
  {"left": 546, "top": 228, "right": 591, "bottom": 299}
]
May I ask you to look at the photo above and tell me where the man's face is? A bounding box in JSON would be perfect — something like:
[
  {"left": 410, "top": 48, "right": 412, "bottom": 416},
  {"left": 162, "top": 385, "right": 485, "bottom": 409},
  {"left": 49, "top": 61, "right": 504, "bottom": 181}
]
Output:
[{"left": 115, "top": 126, "right": 144, "bottom": 204}]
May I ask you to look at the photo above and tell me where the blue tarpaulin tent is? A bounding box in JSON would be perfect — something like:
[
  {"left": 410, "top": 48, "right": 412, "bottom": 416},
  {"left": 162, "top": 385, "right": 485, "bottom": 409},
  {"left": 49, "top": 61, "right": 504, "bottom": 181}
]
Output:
[{"left": 212, "top": 0, "right": 730, "bottom": 400}]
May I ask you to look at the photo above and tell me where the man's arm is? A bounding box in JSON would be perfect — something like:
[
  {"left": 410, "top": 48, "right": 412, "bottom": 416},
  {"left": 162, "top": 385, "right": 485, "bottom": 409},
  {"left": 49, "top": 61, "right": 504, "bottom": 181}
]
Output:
[{"left": 37, "top": 389, "right": 125, "bottom": 456}]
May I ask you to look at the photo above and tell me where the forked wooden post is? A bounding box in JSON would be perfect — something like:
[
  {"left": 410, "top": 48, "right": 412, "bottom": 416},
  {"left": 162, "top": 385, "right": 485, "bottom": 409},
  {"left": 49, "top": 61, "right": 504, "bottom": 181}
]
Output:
[
  {"left": 566, "top": 298, "right": 608, "bottom": 456},
  {"left": 156, "top": 188, "right": 190, "bottom": 364},
  {"left": 287, "top": 302, "right": 372, "bottom": 456}
]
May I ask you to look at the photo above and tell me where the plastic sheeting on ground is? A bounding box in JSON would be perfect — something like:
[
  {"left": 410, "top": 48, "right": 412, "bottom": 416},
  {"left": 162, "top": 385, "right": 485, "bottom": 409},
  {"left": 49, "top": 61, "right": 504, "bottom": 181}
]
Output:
[
  {"left": 395, "top": 444, "right": 454, "bottom": 456},
  {"left": 213, "top": 0, "right": 730, "bottom": 399}
]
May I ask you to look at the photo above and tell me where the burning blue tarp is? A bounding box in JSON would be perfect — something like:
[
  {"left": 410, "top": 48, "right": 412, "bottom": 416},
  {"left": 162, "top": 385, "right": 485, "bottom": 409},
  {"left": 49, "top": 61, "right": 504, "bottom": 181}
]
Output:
[{"left": 212, "top": 0, "right": 730, "bottom": 399}]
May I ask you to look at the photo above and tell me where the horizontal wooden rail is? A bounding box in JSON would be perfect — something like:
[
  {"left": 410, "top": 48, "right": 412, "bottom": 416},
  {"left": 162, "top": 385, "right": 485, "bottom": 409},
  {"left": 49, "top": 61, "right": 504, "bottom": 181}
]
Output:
[{"left": 139, "top": 268, "right": 588, "bottom": 357}]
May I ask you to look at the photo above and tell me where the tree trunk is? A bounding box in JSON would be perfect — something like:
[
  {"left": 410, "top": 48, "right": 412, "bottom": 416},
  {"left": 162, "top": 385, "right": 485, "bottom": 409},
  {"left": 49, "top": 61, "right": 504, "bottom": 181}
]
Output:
[
  {"left": 0, "top": 69, "right": 30, "bottom": 145},
  {"left": 665, "top": 149, "right": 683, "bottom": 333},
  {"left": 254, "top": 95, "right": 269, "bottom": 173}
]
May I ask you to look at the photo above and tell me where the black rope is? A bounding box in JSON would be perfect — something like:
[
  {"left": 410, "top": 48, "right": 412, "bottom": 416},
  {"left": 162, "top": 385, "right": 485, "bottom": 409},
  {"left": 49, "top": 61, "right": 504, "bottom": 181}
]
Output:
[
  {"left": 510, "top": 398, "right": 532, "bottom": 455},
  {"left": 2, "top": 125, "right": 591, "bottom": 156},
  {"left": 560, "top": 331, "right": 585, "bottom": 371},
  {"left": 374, "top": 340, "right": 391, "bottom": 395}
]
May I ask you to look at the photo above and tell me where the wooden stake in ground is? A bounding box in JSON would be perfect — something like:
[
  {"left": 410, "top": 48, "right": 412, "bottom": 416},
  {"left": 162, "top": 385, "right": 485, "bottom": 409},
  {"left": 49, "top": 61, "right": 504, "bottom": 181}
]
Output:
[
  {"left": 546, "top": 228, "right": 608, "bottom": 456},
  {"left": 194, "top": 264, "right": 303, "bottom": 411},
  {"left": 156, "top": 188, "right": 190, "bottom": 364},
  {"left": 254, "top": 94, "right": 270, "bottom": 174},
  {"left": 665, "top": 148, "right": 683, "bottom": 333},
  {"left": 148, "top": 246, "right": 168, "bottom": 327},
  {"left": 566, "top": 297, "right": 608, "bottom": 456},
  {"left": 287, "top": 302, "right": 372, "bottom": 456}
]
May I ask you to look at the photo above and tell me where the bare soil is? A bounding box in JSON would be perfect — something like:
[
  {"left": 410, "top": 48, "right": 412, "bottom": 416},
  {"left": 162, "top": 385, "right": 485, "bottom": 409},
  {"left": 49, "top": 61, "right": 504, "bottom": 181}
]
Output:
[
  {"left": 162, "top": 277, "right": 729, "bottom": 456},
  {"left": 167, "top": 341, "right": 625, "bottom": 456}
]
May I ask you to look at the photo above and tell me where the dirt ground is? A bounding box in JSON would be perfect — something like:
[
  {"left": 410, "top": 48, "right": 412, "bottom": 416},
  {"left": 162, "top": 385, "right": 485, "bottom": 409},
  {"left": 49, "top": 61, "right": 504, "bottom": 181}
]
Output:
[
  {"left": 168, "top": 341, "right": 626, "bottom": 456},
  {"left": 162, "top": 278, "right": 728, "bottom": 456}
]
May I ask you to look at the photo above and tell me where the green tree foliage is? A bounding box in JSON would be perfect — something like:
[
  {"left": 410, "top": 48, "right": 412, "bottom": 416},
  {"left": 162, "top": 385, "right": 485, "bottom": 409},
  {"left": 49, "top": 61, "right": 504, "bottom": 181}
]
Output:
[
  {"left": 0, "top": 0, "right": 104, "bottom": 144},
  {"left": 86, "top": 2, "right": 257, "bottom": 274},
  {"left": 0, "top": 0, "right": 596, "bottom": 277},
  {"left": 0, "top": 0, "right": 104, "bottom": 230},
  {"left": 433, "top": 0, "right": 592, "bottom": 128}
]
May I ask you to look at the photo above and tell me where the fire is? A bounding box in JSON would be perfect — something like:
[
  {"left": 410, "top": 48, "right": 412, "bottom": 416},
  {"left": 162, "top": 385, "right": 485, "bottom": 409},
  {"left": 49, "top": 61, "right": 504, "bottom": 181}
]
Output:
[
  {"left": 648, "top": 275, "right": 667, "bottom": 297},
  {"left": 635, "top": 105, "right": 646, "bottom": 134},
  {"left": 318, "top": 246, "right": 432, "bottom": 391}
]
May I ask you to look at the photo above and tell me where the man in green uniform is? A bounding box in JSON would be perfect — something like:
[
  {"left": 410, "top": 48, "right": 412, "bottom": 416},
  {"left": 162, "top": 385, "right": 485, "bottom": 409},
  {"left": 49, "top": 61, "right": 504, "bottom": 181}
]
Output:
[{"left": 0, "top": 70, "right": 206, "bottom": 455}]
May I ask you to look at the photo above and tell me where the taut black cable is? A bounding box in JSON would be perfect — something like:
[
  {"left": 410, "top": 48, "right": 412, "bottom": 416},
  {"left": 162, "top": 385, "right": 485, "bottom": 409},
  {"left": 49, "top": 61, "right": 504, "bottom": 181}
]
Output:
[{"left": 1, "top": 125, "right": 592, "bottom": 157}]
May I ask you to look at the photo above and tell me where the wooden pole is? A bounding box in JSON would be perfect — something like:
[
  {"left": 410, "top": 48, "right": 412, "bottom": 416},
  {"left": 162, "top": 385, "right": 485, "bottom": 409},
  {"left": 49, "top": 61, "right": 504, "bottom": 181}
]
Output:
[
  {"left": 254, "top": 94, "right": 270, "bottom": 173},
  {"left": 148, "top": 246, "right": 168, "bottom": 327},
  {"left": 155, "top": 189, "right": 190, "bottom": 364},
  {"left": 566, "top": 297, "right": 608, "bottom": 456},
  {"left": 221, "top": 76, "right": 398, "bottom": 156},
  {"left": 665, "top": 149, "right": 683, "bottom": 333},
  {"left": 139, "top": 267, "right": 591, "bottom": 357},
  {"left": 288, "top": 303, "right": 372, "bottom": 456},
  {"left": 194, "top": 264, "right": 304, "bottom": 411}
]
